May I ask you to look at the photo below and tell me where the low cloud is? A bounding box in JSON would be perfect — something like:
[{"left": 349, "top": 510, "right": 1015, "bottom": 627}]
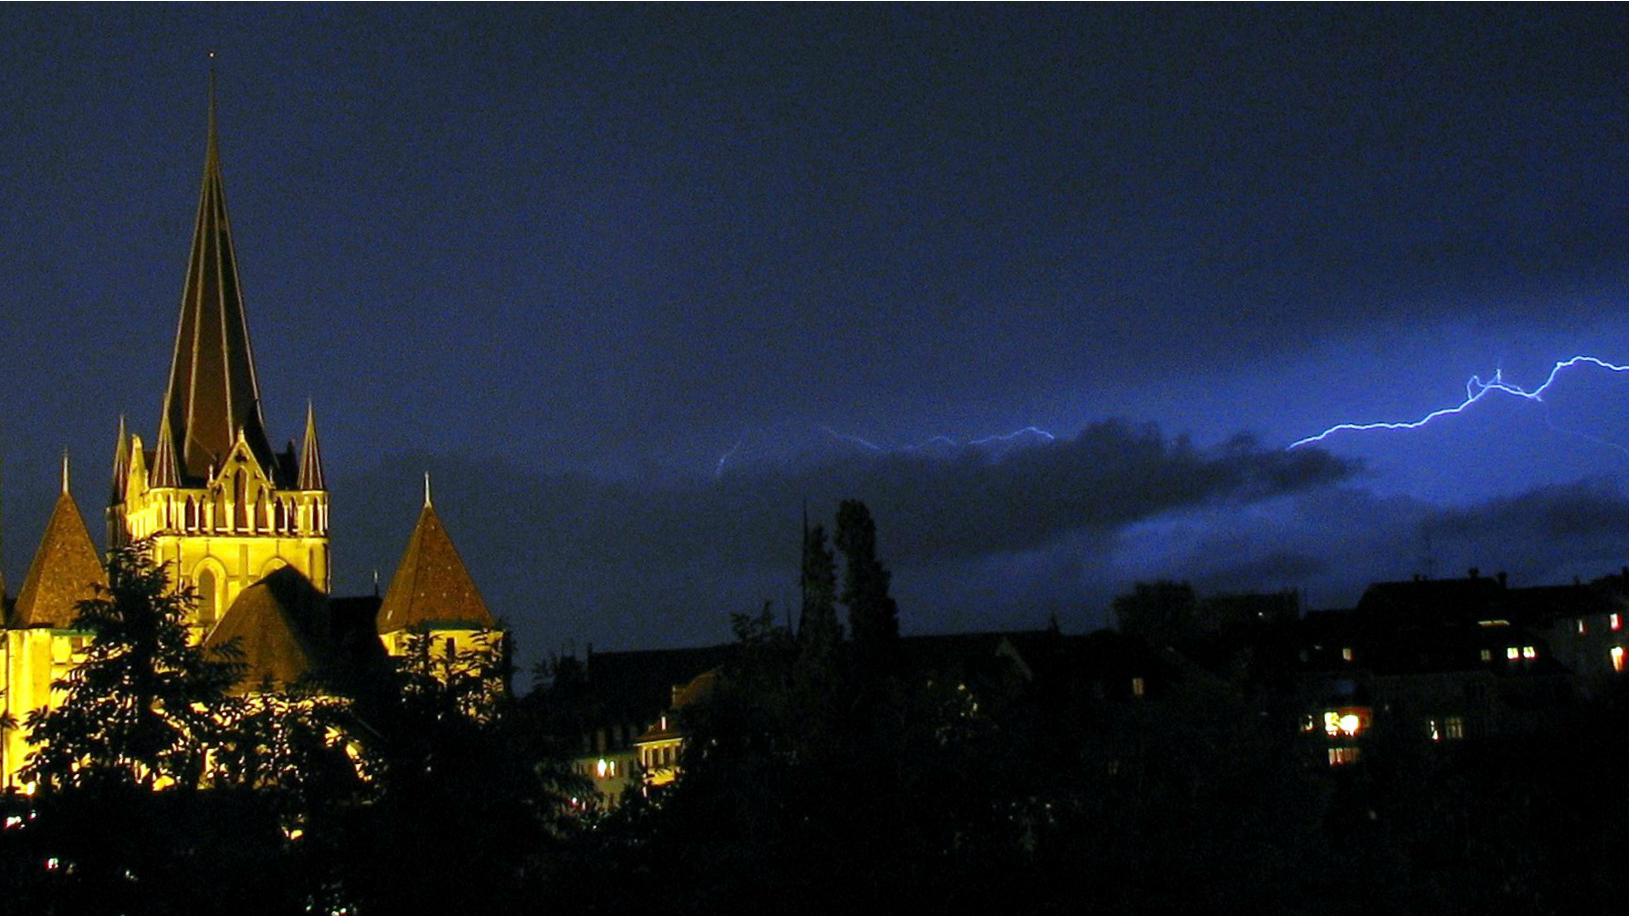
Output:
[{"left": 334, "top": 422, "right": 1356, "bottom": 662}]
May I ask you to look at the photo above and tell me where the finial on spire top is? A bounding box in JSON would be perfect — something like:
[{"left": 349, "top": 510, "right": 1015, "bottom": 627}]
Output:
[
  {"left": 60, "top": 449, "right": 70, "bottom": 495},
  {"left": 206, "top": 54, "right": 218, "bottom": 162},
  {"left": 424, "top": 472, "right": 433, "bottom": 508}
]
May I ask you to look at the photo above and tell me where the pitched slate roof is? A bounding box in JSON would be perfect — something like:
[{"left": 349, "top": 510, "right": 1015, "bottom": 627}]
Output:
[
  {"left": 1354, "top": 575, "right": 1508, "bottom": 629},
  {"left": 206, "top": 565, "right": 333, "bottom": 691},
  {"left": 376, "top": 496, "right": 494, "bottom": 634},
  {"left": 15, "top": 478, "right": 105, "bottom": 629},
  {"left": 204, "top": 569, "right": 390, "bottom": 694}
]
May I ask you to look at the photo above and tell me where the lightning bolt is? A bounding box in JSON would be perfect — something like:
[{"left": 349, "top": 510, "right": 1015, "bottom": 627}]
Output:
[
  {"left": 1290, "top": 355, "right": 1629, "bottom": 450},
  {"left": 714, "top": 424, "right": 1058, "bottom": 477},
  {"left": 818, "top": 424, "right": 1057, "bottom": 455},
  {"left": 715, "top": 436, "right": 746, "bottom": 477},
  {"left": 969, "top": 425, "right": 1057, "bottom": 448}
]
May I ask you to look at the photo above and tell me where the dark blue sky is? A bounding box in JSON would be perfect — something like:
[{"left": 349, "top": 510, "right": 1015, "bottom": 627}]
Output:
[{"left": 7, "top": 6, "right": 1629, "bottom": 670}]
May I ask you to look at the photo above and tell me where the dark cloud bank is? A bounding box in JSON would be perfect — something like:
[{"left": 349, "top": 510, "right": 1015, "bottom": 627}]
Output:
[{"left": 328, "top": 420, "right": 1629, "bottom": 673}]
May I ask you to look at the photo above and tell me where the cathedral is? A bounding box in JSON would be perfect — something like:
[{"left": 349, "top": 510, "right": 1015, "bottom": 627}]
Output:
[{"left": 0, "top": 84, "right": 501, "bottom": 788}]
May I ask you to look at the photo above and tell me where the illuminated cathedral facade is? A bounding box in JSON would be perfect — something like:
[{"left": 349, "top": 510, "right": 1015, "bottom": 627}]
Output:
[{"left": 0, "top": 85, "right": 501, "bottom": 788}]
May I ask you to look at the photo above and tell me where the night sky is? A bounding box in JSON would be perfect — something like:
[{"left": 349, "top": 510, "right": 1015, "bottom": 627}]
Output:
[{"left": 8, "top": 6, "right": 1629, "bottom": 672}]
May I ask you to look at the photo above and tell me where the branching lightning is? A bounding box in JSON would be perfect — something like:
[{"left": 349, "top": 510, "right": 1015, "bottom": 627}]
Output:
[{"left": 1289, "top": 356, "right": 1629, "bottom": 450}]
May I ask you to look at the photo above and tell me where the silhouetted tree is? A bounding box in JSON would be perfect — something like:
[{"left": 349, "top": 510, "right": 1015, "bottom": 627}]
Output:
[
  {"left": 7, "top": 543, "right": 307, "bottom": 914},
  {"left": 329, "top": 631, "right": 571, "bottom": 913},
  {"left": 23, "top": 540, "right": 243, "bottom": 792},
  {"left": 798, "top": 521, "right": 841, "bottom": 650},
  {"left": 835, "top": 499, "right": 898, "bottom": 652}
]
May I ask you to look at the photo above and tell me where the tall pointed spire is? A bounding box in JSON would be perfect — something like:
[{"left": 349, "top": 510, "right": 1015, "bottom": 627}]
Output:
[
  {"left": 298, "top": 401, "right": 325, "bottom": 490},
  {"left": 160, "top": 70, "right": 271, "bottom": 481}
]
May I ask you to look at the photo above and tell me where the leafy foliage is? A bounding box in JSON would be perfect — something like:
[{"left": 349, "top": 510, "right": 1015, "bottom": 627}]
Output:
[{"left": 22, "top": 541, "right": 244, "bottom": 792}]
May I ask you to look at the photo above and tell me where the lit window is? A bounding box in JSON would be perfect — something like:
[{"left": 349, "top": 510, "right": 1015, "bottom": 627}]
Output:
[
  {"left": 1612, "top": 646, "right": 1625, "bottom": 673},
  {"left": 1613, "top": 613, "right": 1623, "bottom": 631},
  {"left": 1428, "top": 719, "right": 1441, "bottom": 742},
  {"left": 1131, "top": 677, "right": 1145, "bottom": 698},
  {"left": 1507, "top": 647, "right": 1520, "bottom": 660},
  {"left": 1522, "top": 646, "right": 1536, "bottom": 660},
  {"left": 1578, "top": 619, "right": 1588, "bottom": 635},
  {"left": 1323, "top": 707, "right": 1369, "bottom": 738},
  {"left": 1480, "top": 649, "right": 1492, "bottom": 662},
  {"left": 1301, "top": 714, "right": 1317, "bottom": 733},
  {"left": 1328, "top": 746, "right": 1361, "bottom": 766},
  {"left": 1445, "top": 715, "right": 1465, "bottom": 740},
  {"left": 1341, "top": 647, "right": 1354, "bottom": 662}
]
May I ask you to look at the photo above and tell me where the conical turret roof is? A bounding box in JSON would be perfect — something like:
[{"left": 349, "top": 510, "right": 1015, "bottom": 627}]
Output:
[
  {"left": 15, "top": 457, "right": 105, "bottom": 629},
  {"left": 377, "top": 482, "right": 494, "bottom": 633}
]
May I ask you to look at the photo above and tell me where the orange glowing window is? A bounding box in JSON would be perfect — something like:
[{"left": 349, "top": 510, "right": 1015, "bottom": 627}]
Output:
[
  {"left": 1322, "top": 707, "right": 1370, "bottom": 739},
  {"left": 1613, "top": 613, "right": 1623, "bottom": 631},
  {"left": 1612, "top": 646, "right": 1625, "bottom": 673}
]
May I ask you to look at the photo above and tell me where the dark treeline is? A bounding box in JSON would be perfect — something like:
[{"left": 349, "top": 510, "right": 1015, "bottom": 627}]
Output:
[{"left": 6, "top": 518, "right": 1629, "bottom": 914}]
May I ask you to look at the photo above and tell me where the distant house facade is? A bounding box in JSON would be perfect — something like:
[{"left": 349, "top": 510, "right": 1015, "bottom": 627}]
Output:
[{"left": 1287, "top": 570, "right": 1621, "bottom": 766}]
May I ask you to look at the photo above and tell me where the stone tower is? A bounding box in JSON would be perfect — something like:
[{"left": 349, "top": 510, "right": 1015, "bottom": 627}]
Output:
[{"left": 108, "top": 78, "right": 330, "bottom": 630}]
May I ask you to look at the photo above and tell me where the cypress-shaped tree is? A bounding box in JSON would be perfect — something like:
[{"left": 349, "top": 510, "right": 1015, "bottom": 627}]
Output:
[
  {"left": 835, "top": 500, "right": 898, "bottom": 650},
  {"left": 798, "top": 522, "right": 841, "bottom": 651}
]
